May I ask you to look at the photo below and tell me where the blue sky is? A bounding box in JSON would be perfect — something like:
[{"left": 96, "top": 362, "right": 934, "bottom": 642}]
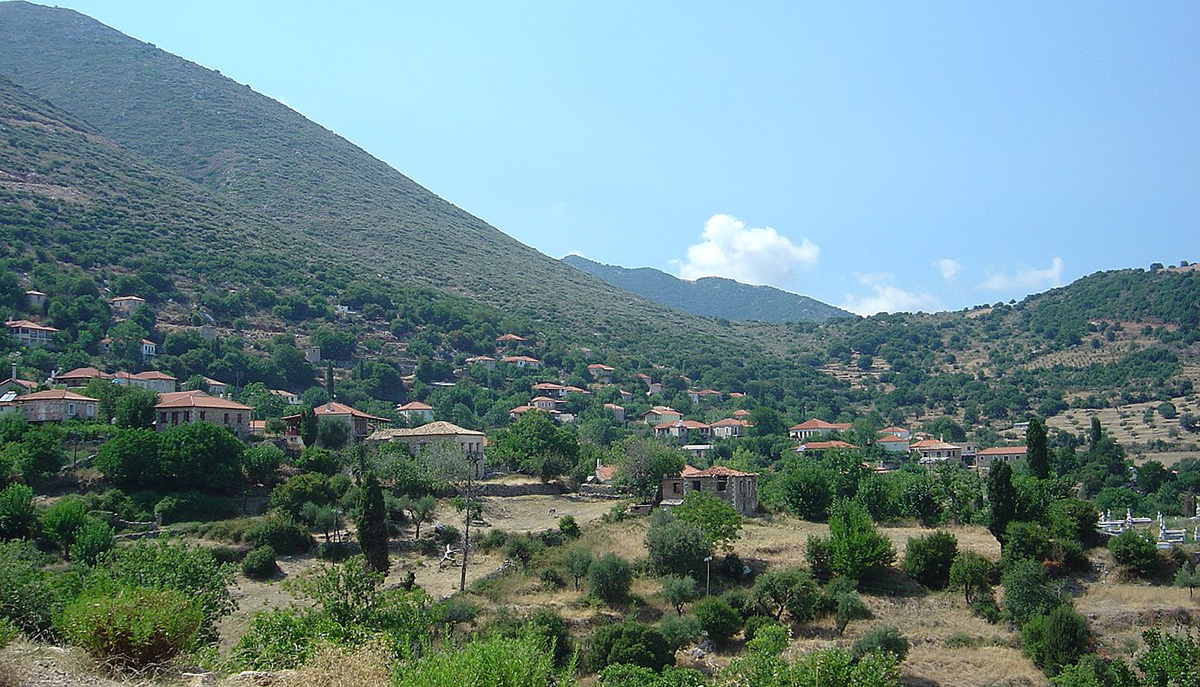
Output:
[{"left": 51, "top": 2, "right": 1200, "bottom": 314}]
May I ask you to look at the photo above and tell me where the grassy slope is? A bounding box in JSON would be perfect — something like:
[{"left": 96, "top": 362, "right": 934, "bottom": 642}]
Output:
[{"left": 0, "top": 1, "right": 759, "bottom": 357}]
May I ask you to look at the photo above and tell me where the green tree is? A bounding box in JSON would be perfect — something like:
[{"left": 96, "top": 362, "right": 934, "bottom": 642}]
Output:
[
  {"left": 316, "top": 416, "right": 349, "bottom": 450},
  {"left": 645, "top": 514, "right": 712, "bottom": 578},
  {"left": 242, "top": 444, "right": 284, "bottom": 485},
  {"left": 780, "top": 462, "right": 833, "bottom": 521},
  {"left": 564, "top": 548, "right": 592, "bottom": 591},
  {"left": 987, "top": 461, "right": 1018, "bottom": 548},
  {"left": 40, "top": 497, "right": 88, "bottom": 557},
  {"left": 661, "top": 575, "right": 699, "bottom": 616},
  {"left": 94, "top": 429, "right": 162, "bottom": 488},
  {"left": 158, "top": 422, "right": 244, "bottom": 491},
  {"left": 748, "top": 407, "right": 787, "bottom": 437},
  {"left": 826, "top": 499, "right": 895, "bottom": 581},
  {"left": 1022, "top": 606, "right": 1092, "bottom": 677},
  {"left": 616, "top": 438, "right": 684, "bottom": 501},
  {"left": 0, "top": 484, "right": 37, "bottom": 540},
  {"left": 1002, "top": 559, "right": 1063, "bottom": 626},
  {"left": 489, "top": 410, "right": 578, "bottom": 479},
  {"left": 752, "top": 567, "right": 819, "bottom": 622},
  {"left": 1138, "top": 628, "right": 1200, "bottom": 686},
  {"left": 407, "top": 494, "right": 436, "bottom": 541},
  {"left": 14, "top": 429, "right": 65, "bottom": 481},
  {"left": 70, "top": 518, "right": 114, "bottom": 566},
  {"left": 693, "top": 596, "right": 742, "bottom": 644},
  {"left": 835, "top": 591, "right": 871, "bottom": 636},
  {"left": 903, "top": 531, "right": 958, "bottom": 590},
  {"left": 1108, "top": 528, "right": 1157, "bottom": 578},
  {"left": 587, "top": 621, "right": 674, "bottom": 673},
  {"left": 588, "top": 553, "right": 633, "bottom": 603},
  {"left": 357, "top": 474, "right": 389, "bottom": 574},
  {"left": 113, "top": 387, "right": 159, "bottom": 429},
  {"left": 1175, "top": 562, "right": 1200, "bottom": 599},
  {"left": 948, "top": 551, "right": 993, "bottom": 605},
  {"left": 299, "top": 406, "right": 318, "bottom": 447},
  {"left": 1026, "top": 417, "right": 1050, "bottom": 480},
  {"left": 673, "top": 491, "right": 742, "bottom": 551}
]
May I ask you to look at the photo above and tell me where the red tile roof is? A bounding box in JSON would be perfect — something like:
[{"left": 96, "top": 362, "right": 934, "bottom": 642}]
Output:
[
  {"left": 283, "top": 402, "right": 389, "bottom": 423},
  {"left": 977, "top": 446, "right": 1027, "bottom": 456},
  {"left": 595, "top": 464, "right": 617, "bottom": 481},
  {"left": 800, "top": 440, "right": 859, "bottom": 451},
  {"left": 789, "top": 418, "right": 852, "bottom": 431},
  {"left": 711, "top": 418, "right": 749, "bottom": 427},
  {"left": 16, "top": 389, "right": 98, "bottom": 402},
  {"left": 5, "top": 319, "right": 58, "bottom": 332},
  {"left": 156, "top": 392, "right": 252, "bottom": 411},
  {"left": 501, "top": 355, "right": 541, "bottom": 364},
  {"left": 588, "top": 364, "right": 615, "bottom": 371},
  {"left": 877, "top": 434, "right": 909, "bottom": 443},
  {"left": 56, "top": 367, "right": 111, "bottom": 382},
  {"left": 655, "top": 419, "right": 711, "bottom": 430},
  {"left": 690, "top": 465, "right": 756, "bottom": 477},
  {"left": 496, "top": 334, "right": 527, "bottom": 342},
  {"left": 396, "top": 401, "right": 434, "bottom": 411}
]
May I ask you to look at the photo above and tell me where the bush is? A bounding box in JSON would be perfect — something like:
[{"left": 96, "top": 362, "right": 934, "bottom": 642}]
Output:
[
  {"left": 835, "top": 592, "right": 872, "bottom": 635},
  {"left": 242, "top": 444, "right": 285, "bottom": 484},
  {"left": 231, "top": 606, "right": 343, "bottom": 670},
  {"left": 645, "top": 514, "right": 712, "bottom": 578},
  {"left": 588, "top": 553, "right": 633, "bottom": 604},
  {"left": 242, "top": 545, "right": 279, "bottom": 579},
  {"left": 0, "top": 541, "right": 63, "bottom": 637},
  {"left": 692, "top": 596, "right": 742, "bottom": 644},
  {"left": 41, "top": 496, "right": 88, "bottom": 552},
  {"left": 153, "top": 492, "right": 236, "bottom": 525},
  {"left": 70, "top": 518, "right": 114, "bottom": 566},
  {"left": 540, "top": 568, "right": 566, "bottom": 590},
  {"left": 245, "top": 515, "right": 314, "bottom": 555},
  {"left": 827, "top": 499, "right": 895, "bottom": 581},
  {"left": 564, "top": 548, "right": 592, "bottom": 590},
  {"left": 504, "top": 534, "right": 539, "bottom": 566},
  {"left": 474, "top": 528, "right": 509, "bottom": 551},
  {"left": 558, "top": 515, "right": 581, "bottom": 540},
  {"left": 0, "top": 483, "right": 37, "bottom": 539},
  {"left": 599, "top": 664, "right": 708, "bottom": 687},
  {"left": 745, "top": 622, "right": 790, "bottom": 656},
  {"left": 1002, "top": 560, "right": 1065, "bottom": 626},
  {"left": 661, "top": 575, "right": 699, "bottom": 616},
  {"left": 1047, "top": 498, "right": 1100, "bottom": 548},
  {"left": 1022, "top": 606, "right": 1092, "bottom": 677},
  {"left": 0, "top": 617, "right": 17, "bottom": 649},
  {"left": 659, "top": 614, "right": 702, "bottom": 650},
  {"left": 587, "top": 621, "right": 674, "bottom": 673},
  {"left": 58, "top": 587, "right": 203, "bottom": 669},
  {"left": 903, "top": 531, "right": 958, "bottom": 590},
  {"left": 949, "top": 551, "right": 994, "bottom": 605},
  {"left": 852, "top": 624, "right": 910, "bottom": 662},
  {"left": 805, "top": 534, "right": 833, "bottom": 581},
  {"left": 1108, "top": 528, "right": 1158, "bottom": 578},
  {"left": 752, "top": 567, "right": 819, "bottom": 623},
  {"left": 316, "top": 541, "right": 353, "bottom": 561},
  {"left": 1002, "top": 521, "right": 1053, "bottom": 568}
]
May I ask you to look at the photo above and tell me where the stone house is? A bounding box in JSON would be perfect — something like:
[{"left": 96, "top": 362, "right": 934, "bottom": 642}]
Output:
[{"left": 660, "top": 465, "right": 759, "bottom": 516}]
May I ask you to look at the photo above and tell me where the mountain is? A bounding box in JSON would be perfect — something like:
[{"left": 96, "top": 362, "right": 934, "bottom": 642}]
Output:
[
  {"left": 0, "top": 1, "right": 749, "bottom": 356},
  {"left": 561, "top": 255, "right": 852, "bottom": 323}
]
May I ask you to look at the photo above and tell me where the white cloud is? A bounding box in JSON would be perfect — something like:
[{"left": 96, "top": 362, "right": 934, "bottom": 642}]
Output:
[
  {"left": 840, "top": 273, "right": 938, "bottom": 316},
  {"left": 934, "top": 258, "right": 962, "bottom": 281},
  {"left": 673, "top": 214, "right": 819, "bottom": 288},
  {"left": 981, "top": 257, "right": 1064, "bottom": 291}
]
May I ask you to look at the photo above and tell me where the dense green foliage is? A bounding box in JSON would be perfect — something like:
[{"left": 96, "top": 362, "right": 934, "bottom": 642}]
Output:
[
  {"left": 1022, "top": 606, "right": 1093, "bottom": 677},
  {"left": 902, "top": 531, "right": 958, "bottom": 590},
  {"left": 58, "top": 586, "right": 202, "bottom": 669}
]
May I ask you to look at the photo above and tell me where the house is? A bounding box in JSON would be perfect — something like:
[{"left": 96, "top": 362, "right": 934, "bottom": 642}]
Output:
[
  {"left": 974, "top": 446, "right": 1027, "bottom": 470},
  {"left": 646, "top": 382, "right": 662, "bottom": 397},
  {"left": 100, "top": 337, "right": 157, "bottom": 361},
  {"left": 635, "top": 373, "right": 653, "bottom": 387},
  {"left": 711, "top": 418, "right": 749, "bottom": 439},
  {"left": 13, "top": 389, "right": 99, "bottom": 422},
  {"left": 283, "top": 401, "right": 390, "bottom": 443},
  {"left": 531, "top": 382, "right": 566, "bottom": 398},
  {"left": 367, "top": 421, "right": 486, "bottom": 479},
  {"left": 0, "top": 363, "right": 37, "bottom": 398},
  {"left": 878, "top": 426, "right": 911, "bottom": 440},
  {"left": 728, "top": 392, "right": 746, "bottom": 399},
  {"left": 876, "top": 434, "right": 911, "bottom": 453},
  {"left": 496, "top": 333, "right": 528, "bottom": 346},
  {"left": 5, "top": 319, "right": 58, "bottom": 347},
  {"left": 113, "top": 370, "right": 177, "bottom": 393},
  {"left": 530, "top": 396, "right": 560, "bottom": 412},
  {"left": 155, "top": 391, "right": 253, "bottom": 438},
  {"left": 202, "top": 377, "right": 228, "bottom": 397},
  {"left": 661, "top": 465, "right": 759, "bottom": 516},
  {"left": 788, "top": 418, "right": 852, "bottom": 441},
  {"left": 25, "top": 290, "right": 46, "bottom": 310},
  {"left": 395, "top": 401, "right": 435, "bottom": 423},
  {"left": 641, "top": 406, "right": 682, "bottom": 425},
  {"left": 618, "top": 389, "right": 633, "bottom": 402},
  {"left": 110, "top": 295, "right": 146, "bottom": 316},
  {"left": 797, "top": 440, "right": 859, "bottom": 456},
  {"left": 508, "top": 405, "right": 537, "bottom": 421},
  {"left": 732, "top": 409, "right": 751, "bottom": 420},
  {"left": 687, "top": 389, "right": 722, "bottom": 404},
  {"left": 466, "top": 355, "right": 496, "bottom": 370},
  {"left": 304, "top": 346, "right": 321, "bottom": 363},
  {"left": 604, "top": 403, "right": 625, "bottom": 423},
  {"left": 654, "top": 419, "right": 712, "bottom": 442},
  {"left": 587, "top": 364, "right": 615, "bottom": 383},
  {"left": 501, "top": 355, "right": 542, "bottom": 370},
  {"left": 911, "top": 439, "right": 963, "bottom": 465},
  {"left": 592, "top": 459, "right": 618, "bottom": 485},
  {"left": 562, "top": 385, "right": 591, "bottom": 396},
  {"left": 53, "top": 367, "right": 111, "bottom": 387},
  {"left": 269, "top": 389, "right": 302, "bottom": 405}
]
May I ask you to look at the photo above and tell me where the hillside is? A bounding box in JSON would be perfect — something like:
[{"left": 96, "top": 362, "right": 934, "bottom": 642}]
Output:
[
  {"left": 561, "top": 254, "right": 852, "bottom": 323},
  {"left": 0, "top": 1, "right": 759, "bottom": 358}
]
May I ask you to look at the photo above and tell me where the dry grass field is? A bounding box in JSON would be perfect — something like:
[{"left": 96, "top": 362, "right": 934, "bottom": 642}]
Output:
[{"left": 1047, "top": 395, "right": 1200, "bottom": 460}]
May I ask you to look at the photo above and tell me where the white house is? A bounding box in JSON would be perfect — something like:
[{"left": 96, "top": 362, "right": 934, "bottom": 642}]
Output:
[
  {"left": 5, "top": 320, "right": 58, "bottom": 347},
  {"left": 396, "top": 401, "right": 435, "bottom": 423}
]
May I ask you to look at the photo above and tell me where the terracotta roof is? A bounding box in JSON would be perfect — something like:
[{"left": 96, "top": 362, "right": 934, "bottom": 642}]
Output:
[
  {"left": 732, "top": 409, "right": 751, "bottom": 418},
  {"left": 879, "top": 426, "right": 908, "bottom": 434},
  {"left": 530, "top": 396, "right": 560, "bottom": 404},
  {"left": 16, "top": 389, "right": 98, "bottom": 402},
  {"left": 977, "top": 446, "right": 1027, "bottom": 456},
  {"left": 690, "top": 465, "right": 757, "bottom": 477},
  {"left": 5, "top": 319, "right": 58, "bottom": 332},
  {"left": 56, "top": 367, "right": 111, "bottom": 381},
  {"left": 911, "top": 439, "right": 960, "bottom": 450},
  {"left": 800, "top": 440, "right": 859, "bottom": 451},
  {"left": 532, "top": 382, "right": 565, "bottom": 390},
  {"left": 681, "top": 464, "right": 703, "bottom": 476},
  {"left": 595, "top": 464, "right": 617, "bottom": 481},
  {"left": 697, "top": 389, "right": 721, "bottom": 396},
  {"left": 131, "top": 370, "right": 175, "bottom": 381},
  {"left": 711, "top": 418, "right": 748, "bottom": 427},
  {"left": 509, "top": 405, "right": 535, "bottom": 414},
  {"left": 655, "top": 419, "right": 711, "bottom": 430},
  {"left": 641, "top": 406, "right": 679, "bottom": 416},
  {"left": 562, "top": 386, "right": 590, "bottom": 394},
  {"left": 877, "top": 434, "right": 909, "bottom": 443},
  {"left": 396, "top": 401, "right": 434, "bottom": 411},
  {"left": 496, "top": 334, "right": 527, "bottom": 342},
  {"left": 588, "top": 364, "right": 615, "bottom": 371},
  {"left": 155, "top": 391, "right": 252, "bottom": 411},
  {"left": 283, "top": 402, "right": 389, "bottom": 423},
  {"left": 368, "top": 421, "right": 484, "bottom": 441},
  {"left": 603, "top": 403, "right": 624, "bottom": 410},
  {"left": 1, "top": 378, "right": 37, "bottom": 390},
  {"left": 728, "top": 392, "right": 745, "bottom": 398},
  {"left": 501, "top": 355, "right": 541, "bottom": 364},
  {"left": 789, "top": 418, "right": 851, "bottom": 431}
]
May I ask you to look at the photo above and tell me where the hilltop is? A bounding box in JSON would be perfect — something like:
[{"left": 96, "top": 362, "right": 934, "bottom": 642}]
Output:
[{"left": 561, "top": 254, "right": 852, "bottom": 324}]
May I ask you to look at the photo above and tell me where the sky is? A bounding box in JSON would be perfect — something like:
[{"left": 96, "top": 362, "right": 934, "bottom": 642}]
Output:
[{"left": 47, "top": 2, "right": 1200, "bottom": 315}]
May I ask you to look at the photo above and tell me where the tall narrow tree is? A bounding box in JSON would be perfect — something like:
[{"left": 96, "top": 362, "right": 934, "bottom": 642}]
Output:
[
  {"left": 357, "top": 473, "right": 389, "bottom": 574},
  {"left": 1026, "top": 417, "right": 1049, "bottom": 479},
  {"left": 987, "top": 461, "right": 1018, "bottom": 548},
  {"left": 299, "top": 406, "right": 318, "bottom": 447}
]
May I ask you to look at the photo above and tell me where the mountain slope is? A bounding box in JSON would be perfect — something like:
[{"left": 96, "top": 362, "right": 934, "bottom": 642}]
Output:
[
  {"left": 0, "top": 1, "right": 748, "bottom": 355},
  {"left": 562, "top": 255, "right": 852, "bottom": 323}
]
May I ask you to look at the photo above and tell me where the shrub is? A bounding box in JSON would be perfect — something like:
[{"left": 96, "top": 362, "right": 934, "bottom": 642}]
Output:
[
  {"left": 558, "top": 515, "right": 581, "bottom": 540},
  {"left": 1002, "top": 560, "right": 1065, "bottom": 626},
  {"left": 599, "top": 664, "right": 708, "bottom": 687},
  {"left": 902, "top": 531, "right": 958, "bottom": 590},
  {"left": 1001, "top": 521, "right": 1053, "bottom": 568},
  {"left": 0, "top": 541, "right": 62, "bottom": 637},
  {"left": 693, "top": 596, "right": 742, "bottom": 644},
  {"left": 1047, "top": 498, "right": 1100, "bottom": 548},
  {"left": 245, "top": 515, "right": 314, "bottom": 555},
  {"left": 540, "top": 568, "right": 566, "bottom": 590},
  {"left": 1022, "top": 606, "right": 1092, "bottom": 677},
  {"left": 835, "top": 592, "right": 871, "bottom": 635},
  {"left": 720, "top": 587, "right": 757, "bottom": 620},
  {"left": 58, "top": 587, "right": 203, "bottom": 669},
  {"left": 231, "top": 607, "right": 342, "bottom": 670},
  {"left": 780, "top": 462, "right": 833, "bottom": 520},
  {"left": 505, "top": 534, "right": 539, "bottom": 566},
  {"left": 805, "top": 534, "right": 833, "bottom": 581},
  {"left": 242, "top": 545, "right": 279, "bottom": 579},
  {"left": 949, "top": 551, "right": 994, "bottom": 605},
  {"left": 1108, "top": 528, "right": 1158, "bottom": 578},
  {"left": 317, "top": 541, "right": 353, "bottom": 561},
  {"left": 70, "top": 518, "right": 114, "bottom": 567},
  {"left": 746, "top": 622, "right": 790, "bottom": 656},
  {"left": 587, "top": 621, "right": 674, "bottom": 673},
  {"left": 826, "top": 499, "right": 895, "bottom": 581},
  {"left": 645, "top": 514, "right": 712, "bottom": 577},
  {"left": 475, "top": 528, "right": 509, "bottom": 551},
  {"left": 589, "top": 553, "right": 633, "bottom": 604},
  {"left": 394, "top": 634, "right": 568, "bottom": 687},
  {"left": 674, "top": 491, "right": 743, "bottom": 550},
  {"left": 0, "top": 617, "right": 17, "bottom": 649},
  {"left": 153, "top": 492, "right": 236, "bottom": 525},
  {"left": 564, "top": 548, "right": 592, "bottom": 590},
  {"left": 242, "top": 444, "right": 284, "bottom": 484},
  {"left": 435, "top": 597, "right": 482, "bottom": 626},
  {"left": 41, "top": 496, "right": 88, "bottom": 553},
  {"left": 661, "top": 575, "right": 699, "bottom": 616},
  {"left": 659, "top": 614, "right": 702, "bottom": 650},
  {"left": 852, "top": 624, "right": 910, "bottom": 662},
  {"left": 0, "top": 483, "right": 37, "bottom": 540},
  {"left": 752, "top": 567, "right": 819, "bottom": 623}
]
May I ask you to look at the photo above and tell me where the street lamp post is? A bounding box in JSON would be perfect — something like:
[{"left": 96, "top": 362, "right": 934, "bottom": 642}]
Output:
[{"left": 704, "top": 556, "right": 713, "bottom": 596}]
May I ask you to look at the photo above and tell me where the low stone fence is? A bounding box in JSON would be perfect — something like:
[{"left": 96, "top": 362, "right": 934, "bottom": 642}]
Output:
[{"left": 478, "top": 482, "right": 566, "bottom": 497}]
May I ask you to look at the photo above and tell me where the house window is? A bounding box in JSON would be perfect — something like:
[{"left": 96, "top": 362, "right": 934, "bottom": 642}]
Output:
[
  {"left": 68, "top": 403, "right": 76, "bottom": 416},
  {"left": 673, "top": 482, "right": 681, "bottom": 494},
  {"left": 691, "top": 480, "right": 702, "bottom": 491},
  {"left": 224, "top": 413, "right": 230, "bottom": 424},
  {"left": 199, "top": 411, "right": 206, "bottom": 421},
  {"left": 237, "top": 414, "right": 243, "bottom": 424},
  {"left": 717, "top": 478, "right": 728, "bottom": 492}
]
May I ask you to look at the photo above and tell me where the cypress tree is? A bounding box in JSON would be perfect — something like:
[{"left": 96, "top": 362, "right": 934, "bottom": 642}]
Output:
[
  {"left": 1026, "top": 417, "right": 1049, "bottom": 479},
  {"left": 987, "top": 461, "right": 1017, "bottom": 549},
  {"left": 358, "top": 473, "right": 389, "bottom": 574},
  {"left": 299, "top": 406, "right": 318, "bottom": 447}
]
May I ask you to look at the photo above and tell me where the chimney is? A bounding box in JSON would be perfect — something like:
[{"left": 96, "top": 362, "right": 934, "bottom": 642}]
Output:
[{"left": 10, "top": 362, "right": 15, "bottom": 381}]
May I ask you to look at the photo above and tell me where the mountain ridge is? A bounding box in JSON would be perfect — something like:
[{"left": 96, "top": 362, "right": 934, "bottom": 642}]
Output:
[{"left": 561, "top": 254, "right": 853, "bottom": 323}]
